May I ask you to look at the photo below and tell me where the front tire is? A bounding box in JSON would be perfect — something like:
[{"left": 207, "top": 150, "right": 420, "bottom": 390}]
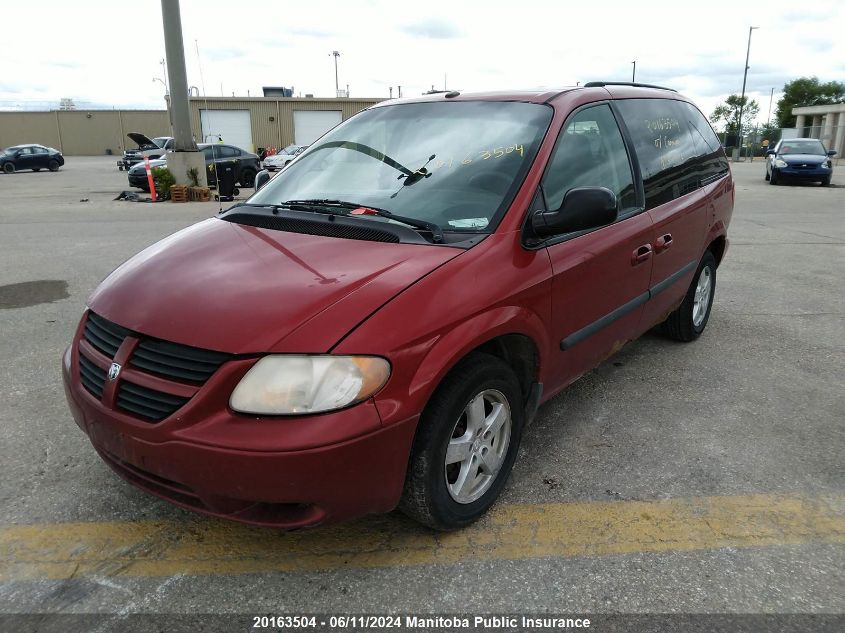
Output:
[
  {"left": 661, "top": 251, "right": 717, "bottom": 342},
  {"left": 400, "top": 353, "right": 524, "bottom": 530},
  {"left": 769, "top": 169, "right": 779, "bottom": 185},
  {"left": 48, "top": 159, "right": 60, "bottom": 172},
  {"left": 821, "top": 176, "right": 831, "bottom": 186}
]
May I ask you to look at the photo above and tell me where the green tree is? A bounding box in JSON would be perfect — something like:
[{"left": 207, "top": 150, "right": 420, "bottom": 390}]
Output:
[
  {"left": 775, "top": 76, "right": 845, "bottom": 128},
  {"left": 709, "top": 94, "right": 760, "bottom": 136}
]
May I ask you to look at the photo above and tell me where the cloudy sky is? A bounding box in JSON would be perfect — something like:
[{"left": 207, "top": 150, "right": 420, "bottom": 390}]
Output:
[{"left": 4, "top": 0, "right": 844, "bottom": 126}]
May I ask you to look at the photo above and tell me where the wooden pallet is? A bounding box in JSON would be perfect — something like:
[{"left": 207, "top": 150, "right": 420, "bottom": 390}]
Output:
[
  {"left": 170, "top": 185, "right": 189, "bottom": 203},
  {"left": 189, "top": 186, "right": 211, "bottom": 202}
]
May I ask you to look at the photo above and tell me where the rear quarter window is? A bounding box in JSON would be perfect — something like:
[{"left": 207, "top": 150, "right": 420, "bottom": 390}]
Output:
[{"left": 615, "top": 99, "right": 702, "bottom": 209}]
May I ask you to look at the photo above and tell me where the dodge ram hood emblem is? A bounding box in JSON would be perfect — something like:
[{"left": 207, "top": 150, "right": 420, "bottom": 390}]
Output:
[{"left": 108, "top": 363, "right": 121, "bottom": 381}]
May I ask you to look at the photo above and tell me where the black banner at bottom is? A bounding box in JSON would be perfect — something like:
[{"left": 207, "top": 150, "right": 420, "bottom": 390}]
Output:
[{"left": 0, "top": 613, "right": 842, "bottom": 633}]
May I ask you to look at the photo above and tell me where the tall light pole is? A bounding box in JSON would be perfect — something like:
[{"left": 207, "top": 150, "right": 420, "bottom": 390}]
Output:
[
  {"left": 632, "top": 61, "right": 636, "bottom": 83},
  {"left": 766, "top": 87, "right": 774, "bottom": 127},
  {"left": 735, "top": 26, "right": 758, "bottom": 161},
  {"left": 330, "top": 51, "right": 340, "bottom": 96},
  {"left": 159, "top": 58, "right": 169, "bottom": 95}
]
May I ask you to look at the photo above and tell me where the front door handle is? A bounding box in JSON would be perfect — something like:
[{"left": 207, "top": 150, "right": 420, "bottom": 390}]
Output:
[
  {"left": 655, "top": 233, "right": 673, "bottom": 253},
  {"left": 631, "top": 244, "right": 653, "bottom": 266}
]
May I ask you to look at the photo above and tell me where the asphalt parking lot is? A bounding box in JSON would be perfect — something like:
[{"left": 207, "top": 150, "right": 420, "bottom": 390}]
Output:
[{"left": 1, "top": 158, "right": 843, "bottom": 621}]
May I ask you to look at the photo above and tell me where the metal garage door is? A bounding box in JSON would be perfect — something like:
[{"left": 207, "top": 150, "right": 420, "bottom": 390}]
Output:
[
  {"left": 293, "top": 110, "right": 342, "bottom": 145},
  {"left": 200, "top": 110, "right": 253, "bottom": 152}
]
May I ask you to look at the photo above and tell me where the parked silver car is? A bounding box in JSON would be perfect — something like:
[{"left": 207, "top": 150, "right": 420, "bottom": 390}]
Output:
[{"left": 262, "top": 144, "right": 307, "bottom": 171}]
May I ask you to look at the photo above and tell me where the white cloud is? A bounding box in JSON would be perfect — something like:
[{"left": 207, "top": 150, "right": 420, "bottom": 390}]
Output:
[{"left": 2, "top": 0, "right": 843, "bottom": 124}]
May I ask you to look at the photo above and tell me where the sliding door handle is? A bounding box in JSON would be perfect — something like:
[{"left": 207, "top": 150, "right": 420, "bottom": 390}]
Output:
[
  {"left": 655, "top": 233, "right": 673, "bottom": 253},
  {"left": 631, "top": 244, "right": 653, "bottom": 266}
]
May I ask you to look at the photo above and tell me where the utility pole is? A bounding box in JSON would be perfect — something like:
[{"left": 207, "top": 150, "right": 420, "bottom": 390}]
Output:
[
  {"left": 735, "top": 26, "right": 758, "bottom": 161},
  {"left": 160, "top": 0, "right": 205, "bottom": 185},
  {"left": 330, "top": 51, "right": 340, "bottom": 96},
  {"left": 766, "top": 87, "right": 774, "bottom": 127},
  {"left": 632, "top": 61, "right": 636, "bottom": 83}
]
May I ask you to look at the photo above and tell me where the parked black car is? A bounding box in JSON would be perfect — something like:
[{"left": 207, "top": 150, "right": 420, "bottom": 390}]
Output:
[
  {"left": 1, "top": 144, "right": 64, "bottom": 173},
  {"left": 127, "top": 144, "right": 260, "bottom": 190}
]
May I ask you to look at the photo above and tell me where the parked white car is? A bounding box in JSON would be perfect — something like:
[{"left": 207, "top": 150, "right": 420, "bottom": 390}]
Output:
[{"left": 262, "top": 144, "right": 307, "bottom": 171}]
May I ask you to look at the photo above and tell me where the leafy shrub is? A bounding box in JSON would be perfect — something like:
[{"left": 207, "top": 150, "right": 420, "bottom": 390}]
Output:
[{"left": 151, "top": 166, "right": 175, "bottom": 199}]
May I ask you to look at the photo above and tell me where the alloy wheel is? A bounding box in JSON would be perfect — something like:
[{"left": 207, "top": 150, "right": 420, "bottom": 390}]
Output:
[{"left": 444, "top": 389, "right": 512, "bottom": 504}]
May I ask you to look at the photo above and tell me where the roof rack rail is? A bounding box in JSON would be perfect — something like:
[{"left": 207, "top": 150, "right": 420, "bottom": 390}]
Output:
[{"left": 583, "top": 81, "right": 677, "bottom": 92}]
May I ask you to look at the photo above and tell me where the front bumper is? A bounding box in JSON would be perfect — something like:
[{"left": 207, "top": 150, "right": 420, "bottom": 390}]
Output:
[
  {"left": 127, "top": 172, "right": 149, "bottom": 188},
  {"left": 62, "top": 331, "right": 418, "bottom": 528},
  {"left": 776, "top": 165, "right": 831, "bottom": 180}
]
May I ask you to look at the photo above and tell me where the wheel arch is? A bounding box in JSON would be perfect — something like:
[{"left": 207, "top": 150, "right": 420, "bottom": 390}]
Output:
[
  {"left": 708, "top": 234, "right": 727, "bottom": 267},
  {"left": 376, "top": 306, "right": 550, "bottom": 426}
]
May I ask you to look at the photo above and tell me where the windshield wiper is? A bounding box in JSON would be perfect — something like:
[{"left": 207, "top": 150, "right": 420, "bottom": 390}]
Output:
[{"left": 282, "top": 199, "right": 444, "bottom": 244}]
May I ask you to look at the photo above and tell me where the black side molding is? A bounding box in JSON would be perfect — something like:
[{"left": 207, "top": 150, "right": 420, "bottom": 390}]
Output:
[
  {"left": 560, "top": 292, "right": 650, "bottom": 350},
  {"left": 650, "top": 259, "right": 698, "bottom": 296},
  {"left": 560, "top": 259, "right": 698, "bottom": 350}
]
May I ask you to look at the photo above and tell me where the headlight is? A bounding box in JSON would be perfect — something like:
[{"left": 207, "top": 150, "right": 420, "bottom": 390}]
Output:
[
  {"left": 824, "top": 160, "right": 832, "bottom": 169},
  {"left": 230, "top": 355, "right": 390, "bottom": 415},
  {"left": 774, "top": 159, "right": 788, "bottom": 168}
]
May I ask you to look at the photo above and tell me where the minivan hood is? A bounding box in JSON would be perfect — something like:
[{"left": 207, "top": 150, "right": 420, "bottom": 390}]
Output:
[{"left": 88, "top": 219, "right": 460, "bottom": 354}]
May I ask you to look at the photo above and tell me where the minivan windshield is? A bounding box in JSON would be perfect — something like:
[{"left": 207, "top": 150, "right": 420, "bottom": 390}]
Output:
[
  {"left": 780, "top": 140, "right": 826, "bottom": 155},
  {"left": 250, "top": 101, "right": 552, "bottom": 232}
]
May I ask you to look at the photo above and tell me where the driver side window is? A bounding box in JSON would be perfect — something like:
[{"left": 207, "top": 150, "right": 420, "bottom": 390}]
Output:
[{"left": 542, "top": 104, "right": 636, "bottom": 213}]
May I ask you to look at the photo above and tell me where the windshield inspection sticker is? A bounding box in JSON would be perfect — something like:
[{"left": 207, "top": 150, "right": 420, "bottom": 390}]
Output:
[{"left": 448, "top": 218, "right": 489, "bottom": 229}]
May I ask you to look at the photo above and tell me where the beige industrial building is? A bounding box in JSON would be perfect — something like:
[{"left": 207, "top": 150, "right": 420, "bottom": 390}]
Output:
[
  {"left": 0, "top": 96, "right": 383, "bottom": 156},
  {"left": 792, "top": 103, "right": 845, "bottom": 157}
]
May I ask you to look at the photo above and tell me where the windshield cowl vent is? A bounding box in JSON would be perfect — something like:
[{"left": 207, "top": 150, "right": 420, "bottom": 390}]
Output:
[{"left": 221, "top": 212, "right": 401, "bottom": 243}]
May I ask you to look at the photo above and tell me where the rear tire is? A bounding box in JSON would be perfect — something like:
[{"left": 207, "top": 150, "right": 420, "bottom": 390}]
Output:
[
  {"left": 661, "top": 251, "right": 717, "bottom": 342},
  {"left": 48, "top": 159, "right": 60, "bottom": 172},
  {"left": 400, "top": 353, "right": 524, "bottom": 530},
  {"left": 3, "top": 163, "right": 14, "bottom": 174}
]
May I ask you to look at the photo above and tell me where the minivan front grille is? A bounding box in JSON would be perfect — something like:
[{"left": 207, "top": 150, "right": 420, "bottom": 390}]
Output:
[
  {"left": 79, "top": 353, "right": 107, "bottom": 398},
  {"left": 84, "top": 312, "right": 130, "bottom": 358},
  {"left": 78, "top": 311, "right": 232, "bottom": 424},
  {"left": 130, "top": 338, "right": 231, "bottom": 384},
  {"left": 116, "top": 382, "right": 190, "bottom": 422}
]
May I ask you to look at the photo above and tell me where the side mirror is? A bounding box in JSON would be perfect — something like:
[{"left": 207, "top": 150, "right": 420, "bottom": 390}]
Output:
[
  {"left": 254, "top": 169, "right": 272, "bottom": 191},
  {"left": 827, "top": 150, "right": 837, "bottom": 157},
  {"left": 531, "top": 187, "right": 618, "bottom": 238},
  {"left": 766, "top": 149, "right": 776, "bottom": 156}
]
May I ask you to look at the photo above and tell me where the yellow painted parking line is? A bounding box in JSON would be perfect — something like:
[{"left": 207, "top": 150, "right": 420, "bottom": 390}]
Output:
[{"left": 1, "top": 492, "right": 844, "bottom": 581}]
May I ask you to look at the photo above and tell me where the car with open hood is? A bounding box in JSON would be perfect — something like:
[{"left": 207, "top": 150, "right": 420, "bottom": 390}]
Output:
[
  {"left": 118, "top": 133, "right": 173, "bottom": 170},
  {"left": 765, "top": 137, "right": 836, "bottom": 185},
  {"left": 63, "top": 83, "right": 734, "bottom": 530}
]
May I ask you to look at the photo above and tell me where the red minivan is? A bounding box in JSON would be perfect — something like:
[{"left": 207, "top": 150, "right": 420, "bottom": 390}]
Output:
[{"left": 63, "top": 83, "right": 733, "bottom": 530}]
